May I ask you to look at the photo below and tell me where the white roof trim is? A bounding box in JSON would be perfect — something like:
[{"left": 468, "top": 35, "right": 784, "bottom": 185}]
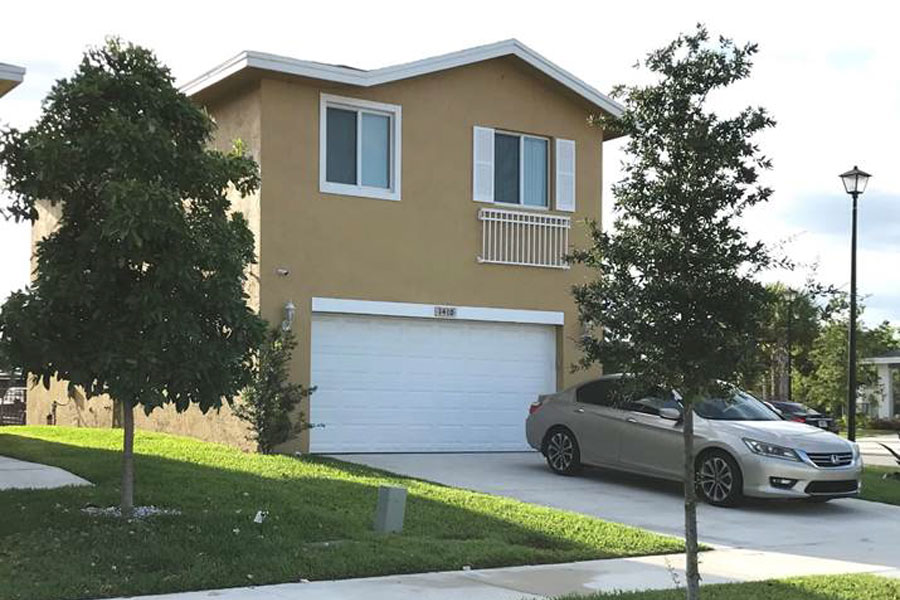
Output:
[
  {"left": 181, "top": 39, "right": 623, "bottom": 117},
  {"left": 861, "top": 356, "right": 900, "bottom": 365},
  {"left": 0, "top": 63, "right": 25, "bottom": 84}
]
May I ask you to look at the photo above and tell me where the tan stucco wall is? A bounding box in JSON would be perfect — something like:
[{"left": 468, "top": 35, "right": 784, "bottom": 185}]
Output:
[
  {"left": 252, "top": 56, "right": 606, "bottom": 453},
  {"left": 25, "top": 83, "right": 263, "bottom": 451},
  {"left": 26, "top": 57, "right": 609, "bottom": 452}
]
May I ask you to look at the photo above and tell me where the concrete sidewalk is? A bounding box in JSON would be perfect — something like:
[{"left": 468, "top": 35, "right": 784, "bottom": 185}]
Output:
[
  {"left": 0, "top": 455, "right": 91, "bottom": 490},
  {"left": 100, "top": 549, "right": 899, "bottom": 600},
  {"left": 859, "top": 434, "right": 900, "bottom": 468}
]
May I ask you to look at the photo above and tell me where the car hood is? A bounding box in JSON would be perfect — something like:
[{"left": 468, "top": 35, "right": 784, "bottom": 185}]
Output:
[{"left": 711, "top": 420, "right": 853, "bottom": 453}]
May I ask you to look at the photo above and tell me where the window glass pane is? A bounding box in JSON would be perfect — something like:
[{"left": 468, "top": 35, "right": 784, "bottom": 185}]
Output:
[
  {"left": 494, "top": 133, "right": 520, "bottom": 204},
  {"left": 523, "top": 137, "right": 548, "bottom": 207},
  {"left": 361, "top": 113, "right": 390, "bottom": 189},
  {"left": 326, "top": 107, "right": 357, "bottom": 185}
]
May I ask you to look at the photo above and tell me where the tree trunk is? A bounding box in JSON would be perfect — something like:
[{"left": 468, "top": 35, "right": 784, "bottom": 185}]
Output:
[
  {"left": 121, "top": 400, "right": 135, "bottom": 518},
  {"left": 682, "top": 398, "right": 700, "bottom": 599}
]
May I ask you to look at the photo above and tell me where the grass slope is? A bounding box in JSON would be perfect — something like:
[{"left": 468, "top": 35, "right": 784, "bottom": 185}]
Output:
[
  {"left": 0, "top": 426, "right": 682, "bottom": 600},
  {"left": 561, "top": 574, "right": 900, "bottom": 599},
  {"left": 862, "top": 466, "right": 900, "bottom": 506}
]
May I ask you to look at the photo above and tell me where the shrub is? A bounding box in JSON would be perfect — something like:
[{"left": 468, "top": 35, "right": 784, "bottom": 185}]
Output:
[
  {"left": 234, "top": 327, "right": 315, "bottom": 453},
  {"left": 869, "top": 418, "right": 900, "bottom": 431}
]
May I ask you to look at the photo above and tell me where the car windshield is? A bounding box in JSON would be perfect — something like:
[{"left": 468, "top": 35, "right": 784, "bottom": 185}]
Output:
[{"left": 694, "top": 389, "right": 781, "bottom": 421}]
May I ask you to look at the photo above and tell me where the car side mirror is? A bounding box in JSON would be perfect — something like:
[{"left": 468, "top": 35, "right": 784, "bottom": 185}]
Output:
[{"left": 659, "top": 407, "right": 682, "bottom": 421}]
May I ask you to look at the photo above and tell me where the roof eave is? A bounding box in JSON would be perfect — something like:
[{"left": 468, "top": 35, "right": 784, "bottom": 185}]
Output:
[
  {"left": 0, "top": 63, "right": 26, "bottom": 98},
  {"left": 180, "top": 39, "right": 624, "bottom": 119}
]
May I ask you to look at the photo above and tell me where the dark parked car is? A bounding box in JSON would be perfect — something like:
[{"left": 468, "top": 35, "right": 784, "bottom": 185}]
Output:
[{"left": 769, "top": 401, "right": 838, "bottom": 433}]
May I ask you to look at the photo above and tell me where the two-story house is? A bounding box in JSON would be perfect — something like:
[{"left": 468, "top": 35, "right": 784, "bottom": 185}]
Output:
[{"left": 27, "top": 40, "right": 623, "bottom": 453}]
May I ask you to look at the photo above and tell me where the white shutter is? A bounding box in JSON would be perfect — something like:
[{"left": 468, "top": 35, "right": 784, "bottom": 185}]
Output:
[
  {"left": 473, "top": 126, "right": 495, "bottom": 203},
  {"left": 555, "top": 138, "right": 576, "bottom": 212}
]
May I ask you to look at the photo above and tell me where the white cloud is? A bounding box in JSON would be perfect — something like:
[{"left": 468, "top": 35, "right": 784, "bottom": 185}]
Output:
[{"left": 2, "top": 0, "right": 898, "bottom": 326}]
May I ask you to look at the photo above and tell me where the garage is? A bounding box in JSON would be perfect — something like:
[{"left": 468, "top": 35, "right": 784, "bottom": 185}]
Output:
[{"left": 309, "top": 301, "right": 559, "bottom": 453}]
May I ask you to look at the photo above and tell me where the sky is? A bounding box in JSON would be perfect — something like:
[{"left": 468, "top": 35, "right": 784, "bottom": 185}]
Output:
[{"left": 1, "top": 0, "right": 898, "bottom": 326}]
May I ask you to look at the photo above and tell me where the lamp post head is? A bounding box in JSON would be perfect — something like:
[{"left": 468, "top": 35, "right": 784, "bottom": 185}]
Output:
[{"left": 840, "top": 166, "right": 871, "bottom": 196}]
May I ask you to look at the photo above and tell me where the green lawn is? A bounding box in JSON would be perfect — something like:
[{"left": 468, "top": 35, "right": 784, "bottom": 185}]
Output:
[
  {"left": 560, "top": 574, "right": 900, "bottom": 599},
  {"left": 0, "top": 426, "right": 682, "bottom": 600},
  {"left": 861, "top": 466, "right": 900, "bottom": 506}
]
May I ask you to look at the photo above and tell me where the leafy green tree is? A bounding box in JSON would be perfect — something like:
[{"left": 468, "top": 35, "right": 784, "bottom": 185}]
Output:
[
  {"left": 234, "top": 328, "right": 315, "bottom": 454},
  {"left": 574, "top": 26, "right": 774, "bottom": 599},
  {"left": 0, "top": 39, "right": 265, "bottom": 516},
  {"left": 743, "top": 283, "right": 824, "bottom": 401},
  {"left": 795, "top": 307, "right": 899, "bottom": 417}
]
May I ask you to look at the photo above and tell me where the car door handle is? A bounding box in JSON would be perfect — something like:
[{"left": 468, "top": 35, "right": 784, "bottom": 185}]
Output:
[
  {"left": 574, "top": 408, "right": 585, "bottom": 414},
  {"left": 626, "top": 417, "right": 638, "bottom": 423}
]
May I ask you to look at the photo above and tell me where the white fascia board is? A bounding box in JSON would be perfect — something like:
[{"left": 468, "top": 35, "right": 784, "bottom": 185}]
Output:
[
  {"left": 180, "top": 52, "right": 253, "bottom": 97},
  {"left": 312, "top": 297, "right": 564, "bottom": 326},
  {"left": 0, "top": 62, "right": 25, "bottom": 86},
  {"left": 860, "top": 357, "right": 900, "bottom": 365},
  {"left": 0, "top": 63, "right": 25, "bottom": 82},
  {"left": 180, "top": 39, "right": 624, "bottom": 117}
]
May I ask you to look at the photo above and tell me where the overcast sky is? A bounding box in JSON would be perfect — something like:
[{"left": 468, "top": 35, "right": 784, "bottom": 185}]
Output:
[{"left": 1, "top": 0, "right": 897, "bottom": 326}]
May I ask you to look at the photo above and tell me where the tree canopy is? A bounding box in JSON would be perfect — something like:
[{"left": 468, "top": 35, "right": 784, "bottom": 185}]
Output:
[
  {"left": 0, "top": 39, "right": 265, "bottom": 512},
  {"left": 575, "top": 27, "right": 775, "bottom": 397}
]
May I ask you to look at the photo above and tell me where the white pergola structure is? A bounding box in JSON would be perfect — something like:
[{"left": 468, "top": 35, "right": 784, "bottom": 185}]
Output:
[{"left": 861, "top": 350, "right": 899, "bottom": 419}]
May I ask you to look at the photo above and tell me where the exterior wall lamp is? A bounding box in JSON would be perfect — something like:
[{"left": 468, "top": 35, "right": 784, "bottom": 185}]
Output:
[{"left": 282, "top": 300, "right": 296, "bottom": 332}]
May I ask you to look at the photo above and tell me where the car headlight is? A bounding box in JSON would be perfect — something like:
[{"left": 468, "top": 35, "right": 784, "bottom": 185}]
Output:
[
  {"left": 851, "top": 442, "right": 861, "bottom": 460},
  {"left": 743, "top": 438, "right": 801, "bottom": 462}
]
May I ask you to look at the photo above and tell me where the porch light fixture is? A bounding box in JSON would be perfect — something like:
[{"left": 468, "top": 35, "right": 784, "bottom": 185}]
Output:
[
  {"left": 839, "top": 165, "right": 871, "bottom": 442},
  {"left": 281, "top": 301, "right": 296, "bottom": 332}
]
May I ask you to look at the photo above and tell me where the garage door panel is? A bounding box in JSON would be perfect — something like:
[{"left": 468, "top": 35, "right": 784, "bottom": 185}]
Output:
[{"left": 310, "top": 314, "right": 556, "bottom": 453}]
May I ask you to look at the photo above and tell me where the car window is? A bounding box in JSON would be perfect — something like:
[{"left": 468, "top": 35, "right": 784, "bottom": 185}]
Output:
[
  {"left": 694, "top": 388, "right": 781, "bottom": 421},
  {"left": 576, "top": 379, "right": 623, "bottom": 407},
  {"left": 628, "top": 394, "right": 681, "bottom": 416}
]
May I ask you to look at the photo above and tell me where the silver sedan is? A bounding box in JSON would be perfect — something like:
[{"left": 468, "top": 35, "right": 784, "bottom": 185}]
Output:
[{"left": 525, "top": 375, "right": 862, "bottom": 506}]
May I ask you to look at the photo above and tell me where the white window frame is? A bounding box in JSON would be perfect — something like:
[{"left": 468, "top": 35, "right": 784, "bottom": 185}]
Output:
[
  {"left": 493, "top": 130, "right": 550, "bottom": 211},
  {"left": 319, "top": 93, "right": 402, "bottom": 202}
]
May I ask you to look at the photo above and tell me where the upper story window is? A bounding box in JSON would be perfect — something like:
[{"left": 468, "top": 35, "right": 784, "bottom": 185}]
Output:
[
  {"left": 494, "top": 132, "right": 549, "bottom": 208},
  {"left": 320, "top": 94, "right": 401, "bottom": 201},
  {"left": 473, "top": 126, "right": 575, "bottom": 213}
]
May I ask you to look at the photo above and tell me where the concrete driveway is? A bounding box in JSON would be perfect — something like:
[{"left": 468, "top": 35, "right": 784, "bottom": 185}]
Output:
[{"left": 339, "top": 452, "right": 900, "bottom": 569}]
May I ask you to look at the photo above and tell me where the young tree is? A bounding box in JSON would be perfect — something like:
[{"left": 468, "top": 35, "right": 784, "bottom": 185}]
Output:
[
  {"left": 0, "top": 39, "right": 265, "bottom": 516},
  {"left": 795, "top": 307, "right": 899, "bottom": 417},
  {"left": 574, "top": 26, "right": 774, "bottom": 599},
  {"left": 744, "top": 283, "right": 822, "bottom": 401},
  {"left": 234, "top": 328, "right": 315, "bottom": 454}
]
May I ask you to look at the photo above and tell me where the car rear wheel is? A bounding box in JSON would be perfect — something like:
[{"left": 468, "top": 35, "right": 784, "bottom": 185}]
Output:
[
  {"left": 544, "top": 428, "right": 581, "bottom": 475},
  {"left": 696, "top": 450, "right": 743, "bottom": 507}
]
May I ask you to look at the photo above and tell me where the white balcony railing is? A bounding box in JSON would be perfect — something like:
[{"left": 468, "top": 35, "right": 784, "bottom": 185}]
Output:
[{"left": 478, "top": 207, "right": 571, "bottom": 269}]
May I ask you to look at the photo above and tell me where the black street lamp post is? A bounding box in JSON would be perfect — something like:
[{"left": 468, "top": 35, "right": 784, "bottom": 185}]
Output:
[
  {"left": 786, "top": 289, "right": 795, "bottom": 403},
  {"left": 840, "top": 166, "right": 871, "bottom": 442}
]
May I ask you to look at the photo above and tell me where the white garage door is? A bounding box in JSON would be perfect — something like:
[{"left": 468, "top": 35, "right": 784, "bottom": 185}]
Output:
[{"left": 309, "top": 313, "right": 557, "bottom": 453}]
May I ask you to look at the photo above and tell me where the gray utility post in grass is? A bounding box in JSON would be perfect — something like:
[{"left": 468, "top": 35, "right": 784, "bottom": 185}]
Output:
[{"left": 374, "top": 485, "right": 407, "bottom": 533}]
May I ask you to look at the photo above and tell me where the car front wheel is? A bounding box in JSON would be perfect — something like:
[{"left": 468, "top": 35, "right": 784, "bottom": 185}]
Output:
[
  {"left": 696, "top": 450, "right": 743, "bottom": 507},
  {"left": 544, "top": 428, "right": 581, "bottom": 475}
]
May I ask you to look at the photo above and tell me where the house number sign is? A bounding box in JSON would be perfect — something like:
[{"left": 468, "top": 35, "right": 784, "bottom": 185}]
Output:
[{"left": 434, "top": 306, "right": 457, "bottom": 318}]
